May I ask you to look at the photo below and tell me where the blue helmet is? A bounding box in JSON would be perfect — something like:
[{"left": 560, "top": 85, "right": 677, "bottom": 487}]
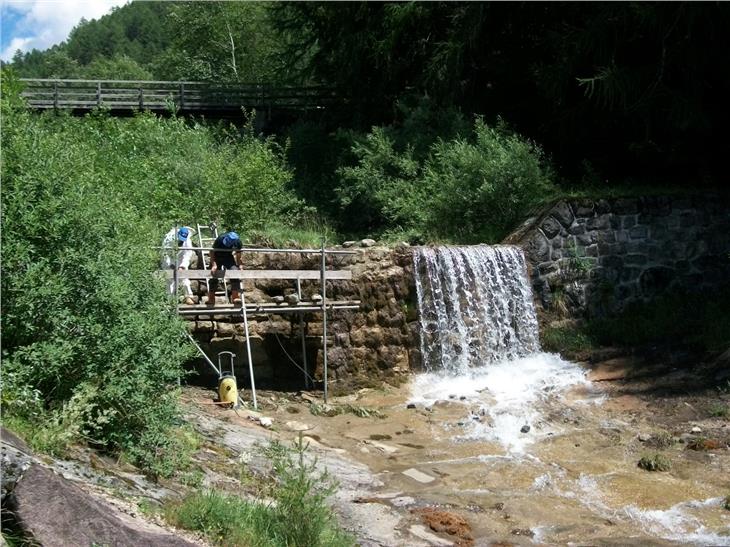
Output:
[
  {"left": 177, "top": 227, "right": 190, "bottom": 242},
  {"left": 222, "top": 231, "right": 240, "bottom": 248}
]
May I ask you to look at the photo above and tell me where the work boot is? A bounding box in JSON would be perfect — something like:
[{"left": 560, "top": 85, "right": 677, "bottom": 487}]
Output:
[
  {"left": 231, "top": 290, "right": 242, "bottom": 305},
  {"left": 206, "top": 291, "right": 216, "bottom": 306}
]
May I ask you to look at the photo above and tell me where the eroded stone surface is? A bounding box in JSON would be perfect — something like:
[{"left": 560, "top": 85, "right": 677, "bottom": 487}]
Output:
[{"left": 8, "top": 464, "right": 197, "bottom": 547}]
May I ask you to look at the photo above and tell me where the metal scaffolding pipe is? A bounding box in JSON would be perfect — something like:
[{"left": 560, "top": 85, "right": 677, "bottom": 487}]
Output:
[
  {"left": 321, "top": 239, "right": 328, "bottom": 404},
  {"left": 154, "top": 245, "right": 357, "bottom": 255},
  {"left": 185, "top": 332, "right": 220, "bottom": 377},
  {"left": 240, "top": 290, "right": 258, "bottom": 410}
]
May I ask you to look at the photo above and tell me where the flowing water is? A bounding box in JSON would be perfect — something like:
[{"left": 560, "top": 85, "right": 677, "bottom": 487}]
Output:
[
  {"left": 413, "top": 245, "right": 539, "bottom": 372},
  {"left": 399, "top": 245, "right": 730, "bottom": 545}
]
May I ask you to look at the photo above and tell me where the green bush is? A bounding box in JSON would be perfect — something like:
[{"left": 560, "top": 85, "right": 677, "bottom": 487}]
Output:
[
  {"left": 0, "top": 70, "right": 311, "bottom": 474},
  {"left": 167, "top": 437, "right": 354, "bottom": 546},
  {"left": 586, "top": 287, "right": 730, "bottom": 352},
  {"left": 336, "top": 117, "right": 554, "bottom": 243}
]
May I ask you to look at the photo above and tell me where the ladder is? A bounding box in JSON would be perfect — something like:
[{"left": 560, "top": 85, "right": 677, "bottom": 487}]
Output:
[{"left": 196, "top": 222, "right": 227, "bottom": 296}]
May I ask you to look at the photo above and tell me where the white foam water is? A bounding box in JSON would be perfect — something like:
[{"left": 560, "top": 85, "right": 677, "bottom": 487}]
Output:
[
  {"left": 623, "top": 498, "right": 730, "bottom": 546},
  {"left": 408, "top": 352, "right": 592, "bottom": 453}
]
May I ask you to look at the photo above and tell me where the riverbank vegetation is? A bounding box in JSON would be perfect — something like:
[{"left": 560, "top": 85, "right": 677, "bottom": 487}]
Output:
[
  {"left": 541, "top": 287, "right": 730, "bottom": 358},
  {"left": 164, "top": 439, "right": 353, "bottom": 547}
]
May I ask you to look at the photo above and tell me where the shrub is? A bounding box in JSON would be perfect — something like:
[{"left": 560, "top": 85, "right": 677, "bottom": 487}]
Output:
[
  {"left": 586, "top": 287, "right": 730, "bottom": 352},
  {"left": 335, "top": 117, "right": 554, "bottom": 243},
  {"left": 638, "top": 454, "right": 671, "bottom": 472},
  {"left": 167, "top": 437, "right": 354, "bottom": 546},
  {"left": 0, "top": 71, "right": 308, "bottom": 474}
]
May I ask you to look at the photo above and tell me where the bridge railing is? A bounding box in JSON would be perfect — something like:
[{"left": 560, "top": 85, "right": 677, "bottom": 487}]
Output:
[{"left": 19, "top": 79, "right": 337, "bottom": 111}]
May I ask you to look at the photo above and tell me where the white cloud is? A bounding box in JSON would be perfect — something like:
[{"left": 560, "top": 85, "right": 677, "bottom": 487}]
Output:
[
  {"left": 2, "top": 0, "right": 128, "bottom": 61},
  {"left": 1, "top": 36, "right": 33, "bottom": 60}
]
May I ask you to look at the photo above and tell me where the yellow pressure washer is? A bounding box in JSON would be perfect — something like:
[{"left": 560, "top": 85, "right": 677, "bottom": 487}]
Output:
[{"left": 217, "top": 351, "right": 239, "bottom": 408}]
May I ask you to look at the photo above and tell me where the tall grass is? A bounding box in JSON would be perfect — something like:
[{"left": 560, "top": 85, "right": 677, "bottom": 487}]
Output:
[{"left": 166, "top": 437, "right": 354, "bottom": 547}]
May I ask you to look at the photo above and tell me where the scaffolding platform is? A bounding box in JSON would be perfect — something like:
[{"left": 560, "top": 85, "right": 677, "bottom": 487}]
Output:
[
  {"left": 176, "top": 300, "right": 361, "bottom": 316},
  {"left": 163, "top": 238, "right": 359, "bottom": 408}
]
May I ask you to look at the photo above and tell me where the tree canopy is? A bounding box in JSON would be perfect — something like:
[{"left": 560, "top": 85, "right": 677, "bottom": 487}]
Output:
[{"left": 6, "top": 1, "right": 729, "bottom": 185}]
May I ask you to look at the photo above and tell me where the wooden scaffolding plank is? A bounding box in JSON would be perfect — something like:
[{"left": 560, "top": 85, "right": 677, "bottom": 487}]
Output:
[{"left": 164, "top": 269, "right": 352, "bottom": 280}]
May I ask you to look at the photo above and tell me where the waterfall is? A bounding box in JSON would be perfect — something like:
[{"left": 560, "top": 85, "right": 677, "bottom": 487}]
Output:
[{"left": 413, "top": 245, "right": 540, "bottom": 373}]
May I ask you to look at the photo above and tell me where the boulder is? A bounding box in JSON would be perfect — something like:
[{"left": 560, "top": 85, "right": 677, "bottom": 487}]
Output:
[{"left": 7, "top": 464, "right": 196, "bottom": 547}]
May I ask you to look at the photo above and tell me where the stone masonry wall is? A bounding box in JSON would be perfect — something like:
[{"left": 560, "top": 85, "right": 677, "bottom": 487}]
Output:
[
  {"left": 505, "top": 195, "right": 730, "bottom": 318},
  {"left": 184, "top": 244, "right": 419, "bottom": 390}
]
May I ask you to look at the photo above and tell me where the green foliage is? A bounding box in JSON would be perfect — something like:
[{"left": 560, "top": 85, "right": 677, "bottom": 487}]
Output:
[
  {"left": 154, "top": 3, "right": 292, "bottom": 83},
  {"left": 9, "top": 3, "right": 175, "bottom": 78},
  {"left": 83, "top": 55, "right": 153, "bottom": 80},
  {"left": 541, "top": 287, "right": 730, "bottom": 357},
  {"left": 708, "top": 404, "right": 729, "bottom": 419},
  {"left": 586, "top": 288, "right": 730, "bottom": 352},
  {"left": 167, "top": 437, "right": 354, "bottom": 546},
  {"left": 638, "top": 454, "right": 672, "bottom": 472},
  {"left": 540, "top": 324, "right": 595, "bottom": 356},
  {"left": 0, "top": 79, "right": 307, "bottom": 475},
  {"left": 724, "top": 496, "right": 730, "bottom": 511},
  {"left": 336, "top": 117, "right": 554, "bottom": 242}
]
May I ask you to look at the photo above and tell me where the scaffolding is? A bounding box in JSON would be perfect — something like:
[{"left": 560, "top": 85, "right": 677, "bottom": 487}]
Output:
[{"left": 165, "top": 238, "right": 359, "bottom": 409}]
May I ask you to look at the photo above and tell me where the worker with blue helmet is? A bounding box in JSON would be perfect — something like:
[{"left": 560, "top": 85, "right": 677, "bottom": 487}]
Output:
[{"left": 207, "top": 231, "right": 244, "bottom": 306}]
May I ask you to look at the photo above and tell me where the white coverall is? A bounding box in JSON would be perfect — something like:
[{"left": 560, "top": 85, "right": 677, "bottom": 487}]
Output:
[{"left": 161, "top": 227, "right": 195, "bottom": 296}]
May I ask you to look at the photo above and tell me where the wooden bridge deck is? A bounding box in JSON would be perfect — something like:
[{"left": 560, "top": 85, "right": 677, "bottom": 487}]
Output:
[{"left": 20, "top": 79, "right": 338, "bottom": 114}]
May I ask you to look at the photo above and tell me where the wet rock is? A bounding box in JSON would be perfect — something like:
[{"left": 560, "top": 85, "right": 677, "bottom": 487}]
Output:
[
  {"left": 408, "top": 524, "right": 453, "bottom": 546},
  {"left": 365, "top": 440, "right": 398, "bottom": 454},
  {"left": 552, "top": 201, "right": 574, "bottom": 227},
  {"left": 406, "top": 403, "right": 416, "bottom": 409},
  {"left": 511, "top": 528, "right": 535, "bottom": 538},
  {"left": 1, "top": 429, "right": 33, "bottom": 504},
  {"left": 285, "top": 293, "right": 299, "bottom": 305},
  {"left": 360, "top": 239, "right": 376, "bottom": 248},
  {"left": 342, "top": 240, "right": 356, "bottom": 248},
  {"left": 402, "top": 468, "right": 436, "bottom": 484},
  {"left": 8, "top": 464, "right": 195, "bottom": 547},
  {"left": 520, "top": 424, "right": 531, "bottom": 434},
  {"left": 284, "top": 420, "right": 311, "bottom": 432},
  {"left": 541, "top": 216, "right": 562, "bottom": 239},
  {"left": 686, "top": 438, "right": 723, "bottom": 451},
  {"left": 412, "top": 508, "right": 474, "bottom": 545},
  {"left": 493, "top": 502, "right": 505, "bottom": 511}
]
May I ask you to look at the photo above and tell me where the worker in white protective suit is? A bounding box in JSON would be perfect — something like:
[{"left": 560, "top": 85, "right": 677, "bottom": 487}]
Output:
[{"left": 161, "top": 226, "right": 196, "bottom": 304}]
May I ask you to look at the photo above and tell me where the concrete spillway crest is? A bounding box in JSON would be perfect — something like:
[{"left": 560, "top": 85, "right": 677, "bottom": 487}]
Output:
[{"left": 413, "top": 245, "right": 540, "bottom": 373}]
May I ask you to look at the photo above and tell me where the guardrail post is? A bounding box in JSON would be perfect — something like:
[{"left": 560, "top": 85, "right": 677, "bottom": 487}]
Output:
[
  {"left": 96, "top": 82, "right": 102, "bottom": 107},
  {"left": 138, "top": 86, "right": 144, "bottom": 110},
  {"left": 53, "top": 82, "right": 59, "bottom": 110},
  {"left": 179, "top": 83, "right": 185, "bottom": 110}
]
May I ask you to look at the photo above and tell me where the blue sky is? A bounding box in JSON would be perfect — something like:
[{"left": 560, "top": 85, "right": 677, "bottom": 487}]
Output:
[{"left": 1, "top": 0, "right": 128, "bottom": 61}]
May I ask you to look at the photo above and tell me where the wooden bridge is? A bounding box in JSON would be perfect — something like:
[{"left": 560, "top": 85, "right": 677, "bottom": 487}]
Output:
[{"left": 19, "top": 78, "right": 338, "bottom": 116}]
